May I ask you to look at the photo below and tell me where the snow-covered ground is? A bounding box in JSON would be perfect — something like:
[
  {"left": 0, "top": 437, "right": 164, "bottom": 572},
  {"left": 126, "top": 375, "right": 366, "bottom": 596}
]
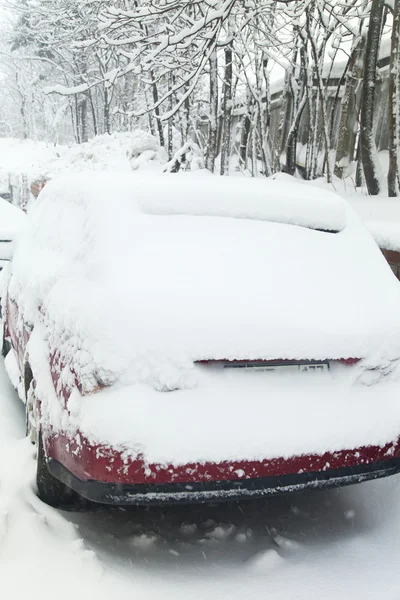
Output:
[{"left": 1, "top": 358, "right": 400, "bottom": 599}]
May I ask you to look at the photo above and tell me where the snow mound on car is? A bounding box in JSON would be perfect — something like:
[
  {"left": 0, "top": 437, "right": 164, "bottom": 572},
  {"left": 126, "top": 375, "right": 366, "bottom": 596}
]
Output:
[
  {"left": 7, "top": 172, "right": 400, "bottom": 400},
  {"left": 138, "top": 173, "right": 347, "bottom": 232},
  {"left": 7, "top": 171, "right": 400, "bottom": 463}
]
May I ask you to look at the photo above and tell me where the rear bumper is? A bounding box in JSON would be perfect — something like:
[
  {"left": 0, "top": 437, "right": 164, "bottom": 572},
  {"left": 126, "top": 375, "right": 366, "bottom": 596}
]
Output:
[
  {"left": 44, "top": 431, "right": 400, "bottom": 505},
  {"left": 47, "top": 454, "right": 400, "bottom": 506}
]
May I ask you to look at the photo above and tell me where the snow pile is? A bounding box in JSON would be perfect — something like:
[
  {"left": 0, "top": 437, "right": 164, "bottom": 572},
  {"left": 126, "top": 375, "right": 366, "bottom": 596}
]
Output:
[
  {"left": 0, "top": 132, "right": 168, "bottom": 206},
  {"left": 66, "top": 131, "right": 167, "bottom": 174},
  {"left": 129, "top": 130, "right": 160, "bottom": 158}
]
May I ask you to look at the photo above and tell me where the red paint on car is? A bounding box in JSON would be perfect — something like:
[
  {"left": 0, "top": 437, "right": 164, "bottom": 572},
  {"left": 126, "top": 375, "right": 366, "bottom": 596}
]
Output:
[{"left": 44, "top": 429, "right": 400, "bottom": 485}]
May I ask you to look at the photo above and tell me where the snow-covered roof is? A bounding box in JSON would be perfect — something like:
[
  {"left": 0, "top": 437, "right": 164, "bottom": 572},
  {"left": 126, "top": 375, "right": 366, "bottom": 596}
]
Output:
[{"left": 269, "top": 36, "right": 392, "bottom": 98}]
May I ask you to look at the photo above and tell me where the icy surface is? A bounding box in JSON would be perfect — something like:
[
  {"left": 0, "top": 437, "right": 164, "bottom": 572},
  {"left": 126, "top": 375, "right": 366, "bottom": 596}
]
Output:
[{"left": 6, "top": 172, "right": 400, "bottom": 463}]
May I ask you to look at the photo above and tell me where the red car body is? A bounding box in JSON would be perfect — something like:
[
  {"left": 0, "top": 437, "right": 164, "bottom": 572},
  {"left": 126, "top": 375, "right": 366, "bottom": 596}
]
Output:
[
  {"left": 4, "top": 293, "right": 400, "bottom": 505},
  {"left": 4, "top": 173, "right": 400, "bottom": 506}
]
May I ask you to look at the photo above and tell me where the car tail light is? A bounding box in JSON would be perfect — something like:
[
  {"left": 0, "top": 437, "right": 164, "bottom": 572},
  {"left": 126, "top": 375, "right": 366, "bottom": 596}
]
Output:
[{"left": 336, "top": 358, "right": 361, "bottom": 366}]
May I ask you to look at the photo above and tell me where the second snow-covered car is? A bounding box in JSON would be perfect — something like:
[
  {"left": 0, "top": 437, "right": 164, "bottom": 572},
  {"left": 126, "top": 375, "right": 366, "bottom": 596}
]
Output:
[
  {"left": 0, "top": 197, "right": 25, "bottom": 273},
  {"left": 3, "top": 173, "right": 400, "bottom": 507}
]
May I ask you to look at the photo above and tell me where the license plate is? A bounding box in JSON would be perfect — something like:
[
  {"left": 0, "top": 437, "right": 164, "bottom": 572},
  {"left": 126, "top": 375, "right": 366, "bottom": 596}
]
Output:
[{"left": 223, "top": 362, "right": 330, "bottom": 373}]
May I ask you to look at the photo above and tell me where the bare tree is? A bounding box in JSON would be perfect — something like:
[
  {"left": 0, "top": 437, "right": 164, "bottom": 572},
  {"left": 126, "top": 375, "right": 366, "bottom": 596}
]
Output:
[
  {"left": 360, "top": 0, "right": 385, "bottom": 195},
  {"left": 388, "top": 0, "right": 400, "bottom": 196}
]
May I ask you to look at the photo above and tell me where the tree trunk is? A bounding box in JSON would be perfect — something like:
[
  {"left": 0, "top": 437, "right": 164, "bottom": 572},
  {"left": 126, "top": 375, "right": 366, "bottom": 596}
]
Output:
[
  {"left": 16, "top": 72, "right": 28, "bottom": 139},
  {"left": 144, "top": 88, "right": 156, "bottom": 137},
  {"left": 258, "top": 57, "right": 273, "bottom": 177},
  {"left": 220, "top": 44, "right": 233, "bottom": 175},
  {"left": 239, "top": 89, "right": 253, "bottom": 170},
  {"left": 306, "top": 11, "right": 331, "bottom": 182},
  {"left": 388, "top": 0, "right": 400, "bottom": 196},
  {"left": 20, "top": 95, "right": 28, "bottom": 140},
  {"left": 206, "top": 50, "right": 219, "bottom": 173},
  {"left": 284, "top": 42, "right": 307, "bottom": 176},
  {"left": 179, "top": 83, "right": 191, "bottom": 146},
  {"left": 251, "top": 104, "right": 260, "bottom": 177},
  {"left": 276, "top": 70, "right": 293, "bottom": 168},
  {"left": 68, "top": 100, "right": 78, "bottom": 143},
  {"left": 285, "top": 93, "right": 307, "bottom": 176},
  {"left": 78, "top": 95, "right": 89, "bottom": 144},
  {"left": 305, "top": 67, "right": 316, "bottom": 180},
  {"left": 74, "top": 95, "right": 80, "bottom": 143},
  {"left": 104, "top": 86, "right": 111, "bottom": 135},
  {"left": 88, "top": 89, "right": 98, "bottom": 137},
  {"left": 360, "top": 0, "right": 385, "bottom": 195},
  {"left": 151, "top": 71, "right": 165, "bottom": 147},
  {"left": 334, "top": 37, "right": 365, "bottom": 178}
]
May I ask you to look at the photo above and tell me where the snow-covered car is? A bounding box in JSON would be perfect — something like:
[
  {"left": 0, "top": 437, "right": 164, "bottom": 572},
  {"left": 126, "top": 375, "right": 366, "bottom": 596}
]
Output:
[
  {"left": 3, "top": 173, "right": 400, "bottom": 508},
  {"left": 0, "top": 197, "right": 25, "bottom": 273}
]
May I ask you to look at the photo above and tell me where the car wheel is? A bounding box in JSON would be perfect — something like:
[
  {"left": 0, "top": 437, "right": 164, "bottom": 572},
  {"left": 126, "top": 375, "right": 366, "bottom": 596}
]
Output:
[
  {"left": 36, "top": 429, "right": 81, "bottom": 509},
  {"left": 26, "top": 374, "right": 85, "bottom": 510},
  {"left": 2, "top": 326, "right": 10, "bottom": 357}
]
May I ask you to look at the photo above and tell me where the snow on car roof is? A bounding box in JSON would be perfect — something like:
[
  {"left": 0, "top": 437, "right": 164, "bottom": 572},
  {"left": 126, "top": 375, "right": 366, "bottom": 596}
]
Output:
[
  {"left": 30, "top": 171, "right": 347, "bottom": 231},
  {"left": 137, "top": 173, "right": 347, "bottom": 232}
]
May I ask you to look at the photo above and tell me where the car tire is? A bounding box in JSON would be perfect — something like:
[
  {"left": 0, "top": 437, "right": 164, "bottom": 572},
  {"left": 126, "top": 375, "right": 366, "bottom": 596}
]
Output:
[
  {"left": 2, "top": 327, "right": 10, "bottom": 357},
  {"left": 36, "top": 429, "right": 81, "bottom": 510}
]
